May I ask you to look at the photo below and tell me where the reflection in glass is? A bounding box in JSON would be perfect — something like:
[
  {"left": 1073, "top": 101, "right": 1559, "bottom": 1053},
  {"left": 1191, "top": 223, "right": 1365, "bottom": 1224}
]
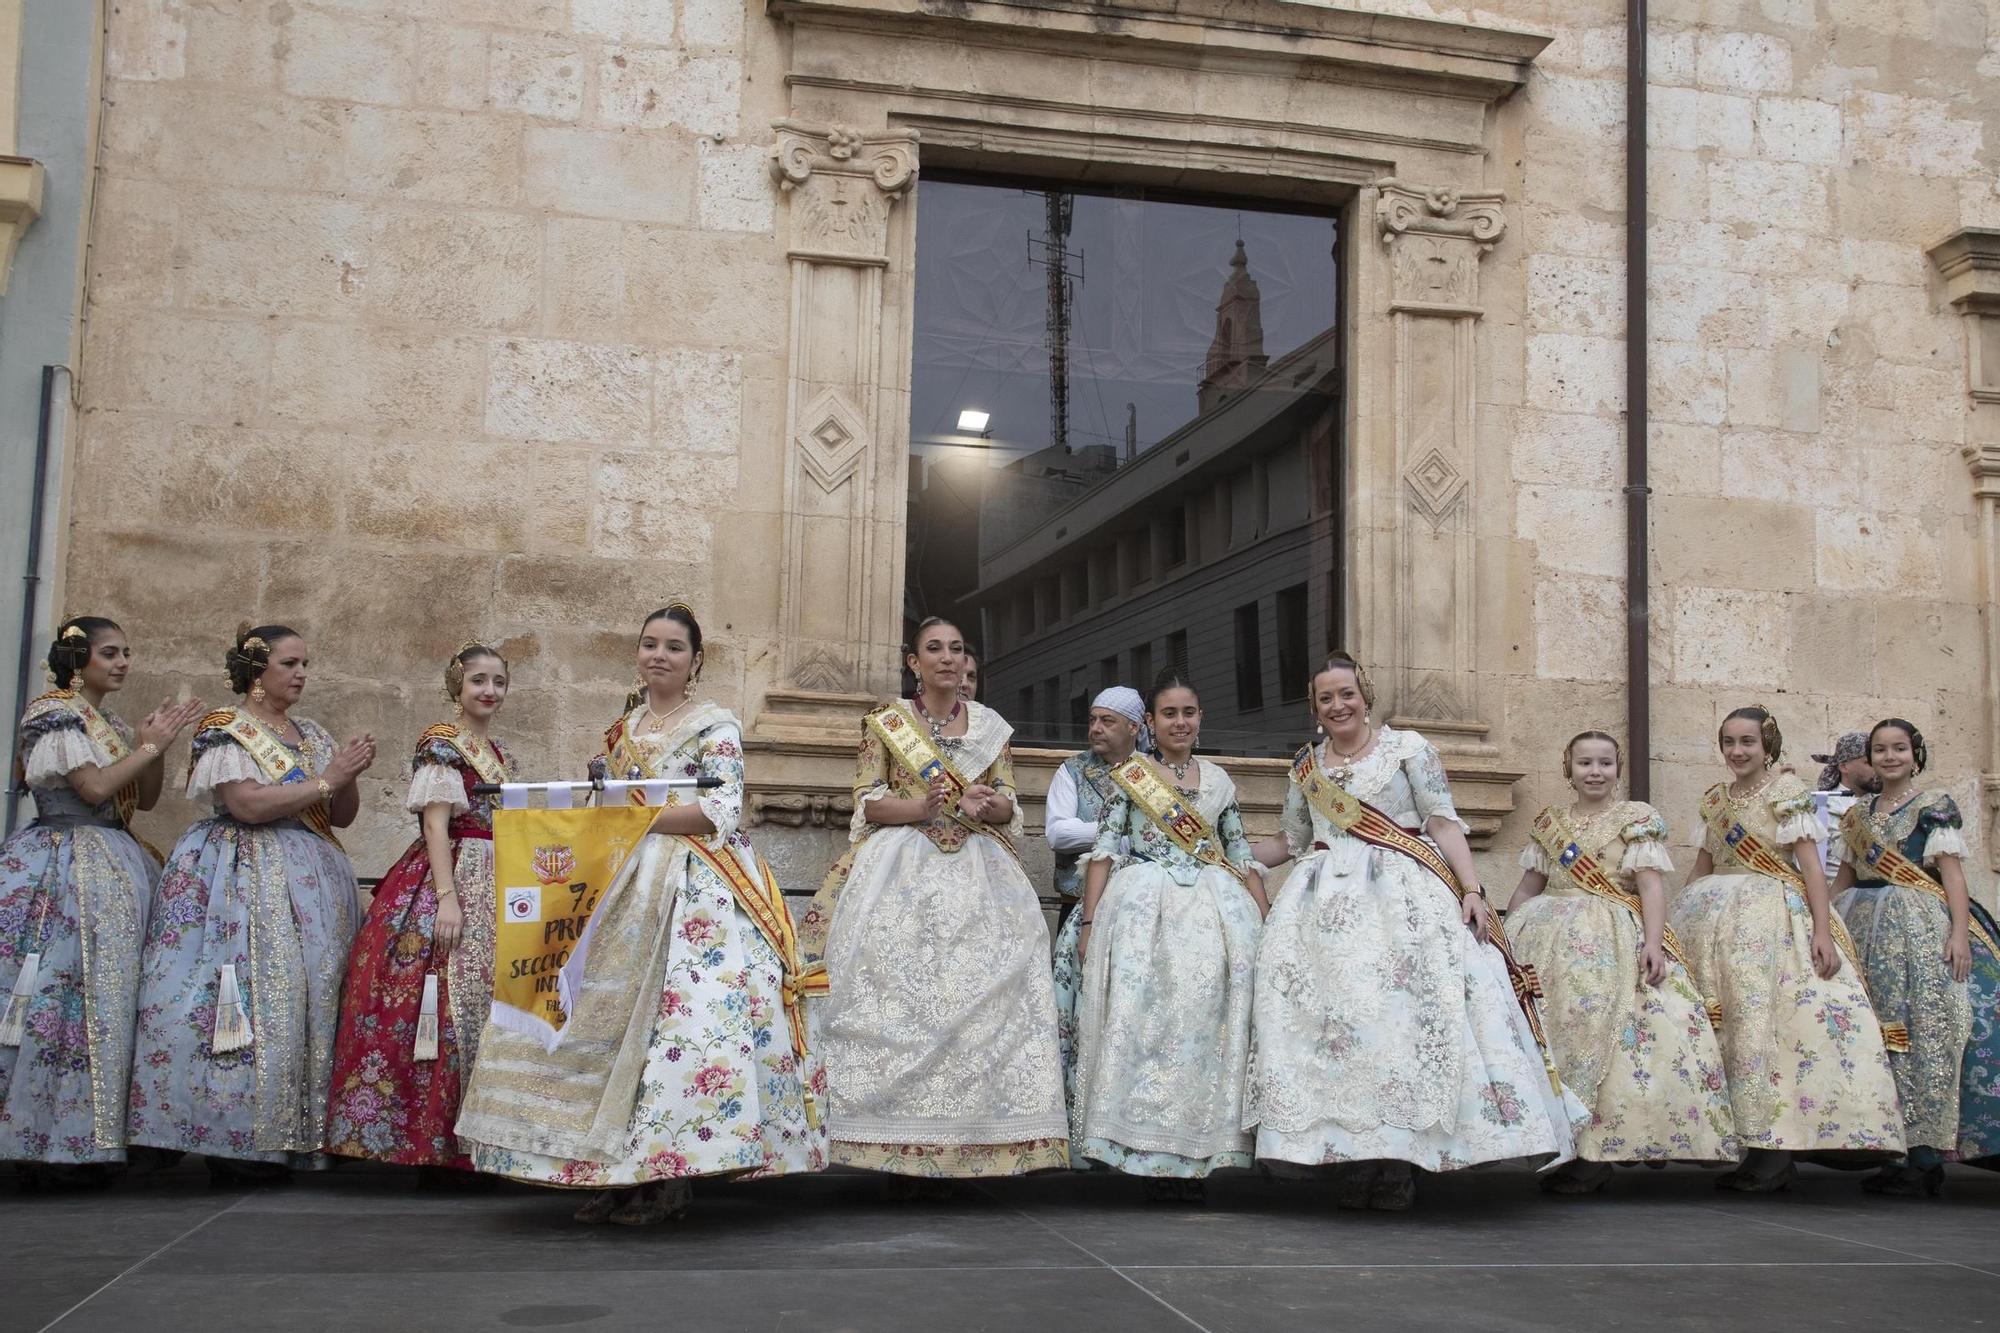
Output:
[{"left": 905, "top": 177, "right": 1343, "bottom": 754}]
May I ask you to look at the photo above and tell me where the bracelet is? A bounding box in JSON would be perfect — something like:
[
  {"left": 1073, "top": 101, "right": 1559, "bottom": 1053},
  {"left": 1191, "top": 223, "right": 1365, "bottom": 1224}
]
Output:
[
  {"left": 315, "top": 778, "right": 332, "bottom": 799},
  {"left": 435, "top": 886, "right": 458, "bottom": 899},
  {"left": 1079, "top": 917, "right": 1093, "bottom": 926},
  {"left": 139, "top": 742, "right": 160, "bottom": 758}
]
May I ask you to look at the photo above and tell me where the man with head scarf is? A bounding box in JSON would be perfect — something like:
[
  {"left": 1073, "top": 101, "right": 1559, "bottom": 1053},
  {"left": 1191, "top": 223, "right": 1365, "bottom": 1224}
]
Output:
[
  {"left": 1046, "top": 686, "right": 1145, "bottom": 1167},
  {"left": 1809, "top": 730, "right": 1876, "bottom": 880}
]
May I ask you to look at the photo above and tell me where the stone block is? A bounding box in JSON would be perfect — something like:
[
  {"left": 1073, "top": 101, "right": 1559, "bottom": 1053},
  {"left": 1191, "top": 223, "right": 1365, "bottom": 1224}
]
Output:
[
  {"left": 268, "top": 323, "right": 484, "bottom": 434},
  {"left": 486, "top": 337, "right": 653, "bottom": 444},
  {"left": 1648, "top": 87, "right": 1753, "bottom": 155},
  {"left": 591, "top": 452, "right": 739, "bottom": 557},
  {"left": 364, "top": 208, "right": 542, "bottom": 331},
  {"left": 1815, "top": 510, "right": 1943, "bottom": 595},
  {"left": 656, "top": 348, "right": 744, "bottom": 452},
  {"left": 280, "top": 9, "right": 414, "bottom": 106},
  {"left": 80, "top": 308, "right": 266, "bottom": 420},
  {"left": 543, "top": 217, "right": 626, "bottom": 334},
  {"left": 155, "top": 425, "right": 346, "bottom": 535},
  {"left": 1532, "top": 574, "right": 1625, "bottom": 682},
  {"left": 1524, "top": 333, "right": 1625, "bottom": 416},
  {"left": 1522, "top": 204, "right": 1622, "bottom": 262},
  {"left": 65, "top": 411, "right": 171, "bottom": 527},
  {"left": 496, "top": 553, "right": 712, "bottom": 629},
  {"left": 1509, "top": 409, "right": 1620, "bottom": 489},
  {"left": 64, "top": 528, "right": 257, "bottom": 674},
  {"left": 345, "top": 107, "right": 520, "bottom": 206},
  {"left": 1785, "top": 594, "right": 1878, "bottom": 696},
  {"left": 84, "top": 175, "right": 179, "bottom": 306},
  {"left": 488, "top": 33, "right": 585, "bottom": 121},
  {"left": 1755, "top": 96, "right": 1843, "bottom": 164},
  {"left": 1709, "top": 159, "right": 1829, "bottom": 233},
  {"left": 1647, "top": 262, "right": 1766, "bottom": 347},
  {"left": 1646, "top": 147, "right": 1707, "bottom": 222},
  {"left": 1528, "top": 71, "right": 1624, "bottom": 141},
  {"left": 1862, "top": 363, "right": 1965, "bottom": 444},
  {"left": 1873, "top": 599, "right": 1982, "bottom": 695},
  {"left": 1846, "top": 282, "right": 1958, "bottom": 367},
  {"left": 1763, "top": 274, "right": 1847, "bottom": 344},
  {"left": 1519, "top": 485, "right": 1623, "bottom": 578},
  {"left": 570, "top": 0, "right": 678, "bottom": 45},
  {"left": 1654, "top": 495, "right": 1814, "bottom": 592},
  {"left": 1649, "top": 421, "right": 1721, "bottom": 497},
  {"left": 1648, "top": 29, "right": 1695, "bottom": 85},
  {"left": 521, "top": 126, "right": 695, "bottom": 223},
  {"left": 414, "top": 24, "right": 488, "bottom": 111},
  {"left": 346, "top": 441, "right": 593, "bottom": 554},
  {"left": 1540, "top": 24, "right": 1624, "bottom": 77},
  {"left": 101, "top": 83, "right": 351, "bottom": 193},
  {"left": 1839, "top": 237, "right": 1927, "bottom": 287},
  {"left": 1668, "top": 586, "right": 1794, "bottom": 688},
  {"left": 1718, "top": 429, "right": 1852, "bottom": 508},
  {"left": 1848, "top": 90, "right": 1985, "bottom": 179},
  {"left": 598, "top": 47, "right": 740, "bottom": 136},
  {"left": 178, "top": 191, "right": 368, "bottom": 317},
  {"left": 696, "top": 140, "right": 774, "bottom": 233},
  {"left": 1858, "top": 444, "right": 1960, "bottom": 519},
  {"left": 1523, "top": 128, "right": 1623, "bottom": 215},
  {"left": 1651, "top": 340, "right": 1727, "bottom": 426},
  {"left": 1526, "top": 255, "right": 1623, "bottom": 337},
  {"left": 185, "top": 3, "right": 281, "bottom": 88},
  {"left": 107, "top": 0, "right": 188, "bottom": 82},
  {"left": 1695, "top": 30, "right": 1793, "bottom": 93},
  {"left": 622, "top": 227, "right": 788, "bottom": 350},
  {"left": 681, "top": 0, "right": 747, "bottom": 48}
]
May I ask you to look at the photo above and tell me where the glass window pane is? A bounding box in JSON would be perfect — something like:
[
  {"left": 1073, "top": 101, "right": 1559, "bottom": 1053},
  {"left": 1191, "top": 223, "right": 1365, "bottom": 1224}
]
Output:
[{"left": 905, "top": 175, "right": 1341, "bottom": 753}]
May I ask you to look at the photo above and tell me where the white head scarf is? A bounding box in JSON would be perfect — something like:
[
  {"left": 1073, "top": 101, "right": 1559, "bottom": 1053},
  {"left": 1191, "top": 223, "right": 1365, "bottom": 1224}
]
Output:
[{"left": 1091, "top": 685, "right": 1150, "bottom": 756}]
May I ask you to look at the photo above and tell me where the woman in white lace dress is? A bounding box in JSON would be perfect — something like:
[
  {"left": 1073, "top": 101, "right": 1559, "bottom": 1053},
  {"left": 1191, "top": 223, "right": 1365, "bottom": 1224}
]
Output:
[
  {"left": 803, "top": 617, "right": 1067, "bottom": 1186},
  {"left": 1071, "top": 672, "right": 1267, "bottom": 1198},
  {"left": 1247, "top": 653, "right": 1581, "bottom": 1209}
]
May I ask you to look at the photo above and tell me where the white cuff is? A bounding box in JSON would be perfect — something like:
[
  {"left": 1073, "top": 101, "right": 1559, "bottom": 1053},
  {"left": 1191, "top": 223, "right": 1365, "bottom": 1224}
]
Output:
[
  {"left": 1774, "top": 811, "right": 1823, "bottom": 847},
  {"left": 1923, "top": 826, "right": 1969, "bottom": 865},
  {"left": 1518, "top": 842, "right": 1552, "bottom": 874},
  {"left": 849, "top": 783, "right": 892, "bottom": 844}
]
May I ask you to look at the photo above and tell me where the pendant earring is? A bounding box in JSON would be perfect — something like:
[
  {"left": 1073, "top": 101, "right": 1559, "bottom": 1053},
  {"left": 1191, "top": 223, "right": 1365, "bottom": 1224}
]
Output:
[
  {"left": 685, "top": 675, "right": 699, "bottom": 702},
  {"left": 453, "top": 700, "right": 464, "bottom": 720},
  {"left": 250, "top": 681, "right": 266, "bottom": 705}
]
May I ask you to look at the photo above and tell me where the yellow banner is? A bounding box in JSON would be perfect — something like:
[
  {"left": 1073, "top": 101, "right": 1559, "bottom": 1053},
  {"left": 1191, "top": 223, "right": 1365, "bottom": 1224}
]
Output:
[{"left": 488, "top": 803, "right": 657, "bottom": 1049}]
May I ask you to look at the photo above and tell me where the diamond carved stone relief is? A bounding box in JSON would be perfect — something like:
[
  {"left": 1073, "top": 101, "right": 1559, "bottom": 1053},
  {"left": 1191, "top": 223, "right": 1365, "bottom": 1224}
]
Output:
[{"left": 795, "top": 389, "right": 872, "bottom": 493}]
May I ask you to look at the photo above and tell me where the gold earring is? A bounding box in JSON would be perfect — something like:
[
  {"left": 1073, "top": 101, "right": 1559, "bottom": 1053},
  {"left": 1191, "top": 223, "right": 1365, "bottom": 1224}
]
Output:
[
  {"left": 684, "top": 676, "right": 699, "bottom": 702},
  {"left": 250, "top": 681, "right": 267, "bottom": 704},
  {"left": 453, "top": 699, "right": 464, "bottom": 720}
]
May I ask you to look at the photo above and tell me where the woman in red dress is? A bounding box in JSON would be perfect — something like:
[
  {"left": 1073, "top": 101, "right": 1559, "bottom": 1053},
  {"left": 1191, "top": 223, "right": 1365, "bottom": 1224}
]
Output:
[{"left": 326, "top": 643, "right": 511, "bottom": 1174}]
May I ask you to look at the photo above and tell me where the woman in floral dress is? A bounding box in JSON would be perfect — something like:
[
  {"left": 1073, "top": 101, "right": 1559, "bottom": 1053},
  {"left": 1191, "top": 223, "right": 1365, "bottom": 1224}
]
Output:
[
  {"left": 1247, "top": 654, "right": 1582, "bottom": 1209},
  {"left": 0, "top": 617, "right": 203, "bottom": 1186},
  {"left": 1672, "top": 705, "right": 1904, "bottom": 1192},
  {"left": 803, "top": 617, "right": 1067, "bottom": 1187},
  {"left": 327, "top": 643, "right": 513, "bottom": 1176},
  {"left": 455, "top": 605, "right": 823, "bottom": 1225},
  {"left": 1833, "top": 717, "right": 2000, "bottom": 1195},
  {"left": 1072, "top": 672, "right": 1266, "bottom": 1198},
  {"left": 1506, "top": 730, "right": 1736, "bottom": 1193},
  {"left": 126, "top": 624, "right": 375, "bottom": 1184}
]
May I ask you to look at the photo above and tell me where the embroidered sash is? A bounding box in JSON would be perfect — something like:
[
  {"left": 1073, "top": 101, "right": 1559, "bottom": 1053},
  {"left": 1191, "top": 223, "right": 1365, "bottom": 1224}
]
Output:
[
  {"left": 1108, "top": 757, "right": 1246, "bottom": 885},
  {"left": 1530, "top": 806, "right": 1720, "bottom": 1025},
  {"left": 1291, "top": 747, "right": 1557, "bottom": 1076},
  {"left": 1697, "top": 786, "right": 1862, "bottom": 968},
  {"left": 203, "top": 708, "right": 342, "bottom": 848},
  {"left": 864, "top": 705, "right": 1023, "bottom": 865},
  {"left": 420, "top": 721, "right": 508, "bottom": 788},
  {"left": 1841, "top": 807, "right": 2000, "bottom": 959}
]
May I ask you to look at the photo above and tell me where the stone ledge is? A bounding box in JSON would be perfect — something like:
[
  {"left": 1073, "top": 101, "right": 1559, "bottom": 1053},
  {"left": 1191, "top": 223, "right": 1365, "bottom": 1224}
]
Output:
[
  {"left": 768, "top": 0, "right": 1551, "bottom": 100},
  {"left": 0, "top": 152, "right": 43, "bottom": 295},
  {"left": 1929, "top": 226, "right": 2000, "bottom": 314}
]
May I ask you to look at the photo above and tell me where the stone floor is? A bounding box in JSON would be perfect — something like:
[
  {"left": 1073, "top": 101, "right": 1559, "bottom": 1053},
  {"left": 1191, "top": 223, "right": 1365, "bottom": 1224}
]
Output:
[{"left": 5, "top": 1161, "right": 1998, "bottom": 1332}]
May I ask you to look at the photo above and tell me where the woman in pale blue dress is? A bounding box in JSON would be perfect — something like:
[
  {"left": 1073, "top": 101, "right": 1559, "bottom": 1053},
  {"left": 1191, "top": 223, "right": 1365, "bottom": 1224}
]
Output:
[
  {"left": 0, "top": 617, "right": 202, "bottom": 1186},
  {"left": 1072, "top": 673, "right": 1266, "bottom": 1199},
  {"left": 125, "top": 624, "right": 375, "bottom": 1184}
]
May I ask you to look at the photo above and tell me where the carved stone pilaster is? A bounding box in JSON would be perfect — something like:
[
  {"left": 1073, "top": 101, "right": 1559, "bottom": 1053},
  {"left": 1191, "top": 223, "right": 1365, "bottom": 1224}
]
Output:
[
  {"left": 757, "top": 120, "right": 920, "bottom": 740},
  {"left": 1929, "top": 229, "right": 2000, "bottom": 873}
]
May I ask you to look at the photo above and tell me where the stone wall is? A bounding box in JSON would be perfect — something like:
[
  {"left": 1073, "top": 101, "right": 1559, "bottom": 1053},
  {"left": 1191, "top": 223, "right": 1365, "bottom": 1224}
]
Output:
[{"left": 56, "top": 0, "right": 2000, "bottom": 899}]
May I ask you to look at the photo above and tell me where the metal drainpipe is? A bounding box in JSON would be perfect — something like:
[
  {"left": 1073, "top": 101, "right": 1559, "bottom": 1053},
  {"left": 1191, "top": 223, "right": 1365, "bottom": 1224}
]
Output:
[
  {"left": 1625, "top": 0, "right": 1651, "bottom": 800},
  {"left": 6, "top": 365, "right": 60, "bottom": 835}
]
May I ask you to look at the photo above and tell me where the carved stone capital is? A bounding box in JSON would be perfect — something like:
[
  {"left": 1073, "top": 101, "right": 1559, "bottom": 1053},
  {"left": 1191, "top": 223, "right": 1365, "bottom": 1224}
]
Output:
[
  {"left": 1929, "top": 227, "right": 2000, "bottom": 315},
  {"left": 770, "top": 119, "right": 920, "bottom": 263},
  {"left": 1968, "top": 443, "right": 2000, "bottom": 502},
  {"left": 1375, "top": 178, "right": 1505, "bottom": 314}
]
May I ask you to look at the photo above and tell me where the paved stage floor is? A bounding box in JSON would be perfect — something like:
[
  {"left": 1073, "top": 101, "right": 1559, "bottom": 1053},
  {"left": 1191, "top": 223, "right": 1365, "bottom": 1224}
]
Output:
[{"left": 5, "top": 1161, "right": 1998, "bottom": 1332}]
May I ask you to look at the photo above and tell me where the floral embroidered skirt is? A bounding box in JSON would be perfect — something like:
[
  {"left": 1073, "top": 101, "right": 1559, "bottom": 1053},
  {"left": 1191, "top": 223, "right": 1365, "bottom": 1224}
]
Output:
[
  {"left": 1672, "top": 872, "right": 1903, "bottom": 1160},
  {"left": 326, "top": 833, "right": 496, "bottom": 1168},
  {"left": 463, "top": 837, "right": 824, "bottom": 1187},
  {"left": 126, "top": 817, "right": 359, "bottom": 1165},
  {"left": 1070, "top": 861, "right": 1259, "bottom": 1177},
  {"left": 818, "top": 826, "right": 1068, "bottom": 1177},
  {"left": 1050, "top": 905, "right": 1089, "bottom": 1166},
  {"left": 1837, "top": 883, "right": 2000, "bottom": 1164},
  {"left": 1245, "top": 843, "right": 1584, "bottom": 1171},
  {"left": 1509, "top": 892, "right": 1736, "bottom": 1163},
  {"left": 0, "top": 823, "right": 156, "bottom": 1163}
]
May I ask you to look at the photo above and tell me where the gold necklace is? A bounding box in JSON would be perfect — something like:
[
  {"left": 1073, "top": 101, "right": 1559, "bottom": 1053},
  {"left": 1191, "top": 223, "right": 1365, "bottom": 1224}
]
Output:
[
  {"left": 1325, "top": 727, "right": 1375, "bottom": 785},
  {"left": 1726, "top": 771, "right": 1776, "bottom": 803},
  {"left": 641, "top": 695, "right": 692, "bottom": 734}
]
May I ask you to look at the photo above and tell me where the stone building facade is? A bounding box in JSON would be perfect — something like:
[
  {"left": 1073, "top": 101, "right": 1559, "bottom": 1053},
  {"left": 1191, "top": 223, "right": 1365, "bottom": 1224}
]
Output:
[{"left": 12, "top": 0, "right": 2000, "bottom": 899}]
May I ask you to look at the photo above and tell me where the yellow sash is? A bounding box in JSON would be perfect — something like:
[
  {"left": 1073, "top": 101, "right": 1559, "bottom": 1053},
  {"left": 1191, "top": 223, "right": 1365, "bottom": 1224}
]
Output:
[
  {"left": 1108, "top": 757, "right": 1246, "bottom": 884},
  {"left": 609, "top": 716, "right": 825, "bottom": 1124},
  {"left": 202, "top": 708, "right": 342, "bottom": 849},
  {"left": 1530, "top": 806, "right": 1720, "bottom": 1025},
  {"left": 863, "top": 704, "right": 1022, "bottom": 865},
  {"left": 1291, "top": 746, "right": 1557, "bottom": 1072},
  {"left": 1840, "top": 804, "right": 2000, "bottom": 959},
  {"left": 419, "top": 722, "right": 508, "bottom": 788},
  {"left": 27, "top": 691, "right": 151, "bottom": 852}
]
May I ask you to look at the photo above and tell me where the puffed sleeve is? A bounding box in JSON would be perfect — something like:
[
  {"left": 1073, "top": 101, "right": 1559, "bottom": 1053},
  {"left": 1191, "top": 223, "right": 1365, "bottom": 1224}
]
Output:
[
  {"left": 406, "top": 764, "right": 469, "bottom": 815},
  {"left": 1770, "top": 783, "right": 1822, "bottom": 847},
  {"left": 186, "top": 729, "right": 264, "bottom": 801},
  {"left": 846, "top": 718, "right": 893, "bottom": 844},
  {"left": 1405, "top": 739, "right": 1470, "bottom": 833},
  {"left": 1919, "top": 794, "right": 1969, "bottom": 866},
  {"left": 695, "top": 722, "right": 745, "bottom": 851},
  {"left": 983, "top": 744, "right": 1027, "bottom": 842},
  {"left": 1518, "top": 840, "right": 1552, "bottom": 874},
  {"left": 1088, "top": 792, "right": 1132, "bottom": 863},
  {"left": 1619, "top": 807, "right": 1674, "bottom": 875},
  {"left": 1280, "top": 780, "right": 1312, "bottom": 859},
  {"left": 19, "top": 706, "right": 97, "bottom": 786}
]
